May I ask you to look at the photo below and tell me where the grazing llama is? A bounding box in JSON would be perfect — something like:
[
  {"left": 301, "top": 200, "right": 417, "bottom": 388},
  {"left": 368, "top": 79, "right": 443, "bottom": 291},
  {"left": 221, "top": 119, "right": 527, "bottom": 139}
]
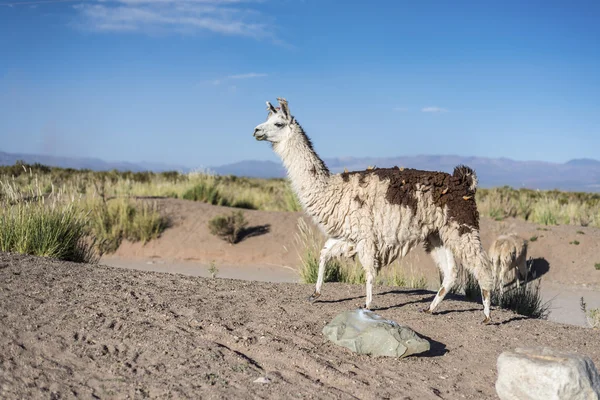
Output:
[
  {"left": 252, "top": 98, "right": 494, "bottom": 323},
  {"left": 489, "top": 233, "right": 528, "bottom": 293}
]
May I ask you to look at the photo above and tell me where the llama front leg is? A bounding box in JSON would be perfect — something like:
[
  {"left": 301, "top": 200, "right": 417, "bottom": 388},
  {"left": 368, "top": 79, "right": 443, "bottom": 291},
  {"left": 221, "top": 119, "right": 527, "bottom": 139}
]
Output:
[{"left": 357, "top": 242, "right": 378, "bottom": 309}]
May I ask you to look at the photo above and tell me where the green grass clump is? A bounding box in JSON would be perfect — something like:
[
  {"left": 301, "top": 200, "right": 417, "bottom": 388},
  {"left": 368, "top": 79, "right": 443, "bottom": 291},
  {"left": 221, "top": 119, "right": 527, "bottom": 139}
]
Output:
[
  {"left": 182, "top": 182, "right": 229, "bottom": 206},
  {"left": 452, "top": 261, "right": 550, "bottom": 319},
  {"left": 570, "top": 240, "right": 580, "bottom": 245},
  {"left": 208, "top": 211, "right": 248, "bottom": 244},
  {"left": 492, "top": 280, "right": 550, "bottom": 319},
  {"left": 88, "top": 198, "right": 169, "bottom": 254},
  {"left": 529, "top": 236, "right": 538, "bottom": 242},
  {"left": 580, "top": 297, "right": 600, "bottom": 329},
  {"left": 0, "top": 198, "right": 97, "bottom": 263},
  {"left": 595, "top": 263, "right": 600, "bottom": 271}
]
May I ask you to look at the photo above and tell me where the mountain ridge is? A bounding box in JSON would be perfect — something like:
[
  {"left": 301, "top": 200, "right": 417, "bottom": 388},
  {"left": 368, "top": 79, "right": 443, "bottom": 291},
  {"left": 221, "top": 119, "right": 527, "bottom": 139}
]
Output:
[{"left": 1, "top": 150, "right": 599, "bottom": 192}]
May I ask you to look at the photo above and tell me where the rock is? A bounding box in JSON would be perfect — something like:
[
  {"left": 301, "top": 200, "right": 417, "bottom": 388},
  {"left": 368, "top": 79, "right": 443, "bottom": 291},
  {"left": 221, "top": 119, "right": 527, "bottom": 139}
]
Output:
[
  {"left": 496, "top": 347, "right": 600, "bottom": 400},
  {"left": 253, "top": 377, "right": 271, "bottom": 384},
  {"left": 322, "top": 309, "right": 430, "bottom": 358}
]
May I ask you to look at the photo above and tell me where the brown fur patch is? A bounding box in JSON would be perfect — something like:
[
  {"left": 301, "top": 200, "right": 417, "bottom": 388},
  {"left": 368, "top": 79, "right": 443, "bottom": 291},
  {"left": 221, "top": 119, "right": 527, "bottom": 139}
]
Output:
[
  {"left": 438, "top": 287, "right": 446, "bottom": 297},
  {"left": 309, "top": 166, "right": 317, "bottom": 176},
  {"left": 423, "top": 232, "right": 441, "bottom": 253},
  {"left": 341, "top": 166, "right": 479, "bottom": 234}
]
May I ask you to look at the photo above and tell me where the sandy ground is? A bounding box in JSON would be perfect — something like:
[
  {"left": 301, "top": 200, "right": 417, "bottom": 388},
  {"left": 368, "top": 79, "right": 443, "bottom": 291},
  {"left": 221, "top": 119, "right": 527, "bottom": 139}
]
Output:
[
  {"left": 2, "top": 252, "right": 599, "bottom": 400},
  {"left": 103, "top": 258, "right": 600, "bottom": 328}
]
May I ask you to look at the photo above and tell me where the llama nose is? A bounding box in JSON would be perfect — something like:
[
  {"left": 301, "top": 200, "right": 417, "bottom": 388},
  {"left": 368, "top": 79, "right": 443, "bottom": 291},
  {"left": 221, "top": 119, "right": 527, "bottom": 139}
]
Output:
[{"left": 253, "top": 128, "right": 260, "bottom": 137}]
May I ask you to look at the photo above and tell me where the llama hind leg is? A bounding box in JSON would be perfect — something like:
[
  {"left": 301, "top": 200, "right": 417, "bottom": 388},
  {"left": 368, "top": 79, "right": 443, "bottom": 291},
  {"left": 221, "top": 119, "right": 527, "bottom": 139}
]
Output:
[{"left": 425, "top": 245, "right": 457, "bottom": 314}]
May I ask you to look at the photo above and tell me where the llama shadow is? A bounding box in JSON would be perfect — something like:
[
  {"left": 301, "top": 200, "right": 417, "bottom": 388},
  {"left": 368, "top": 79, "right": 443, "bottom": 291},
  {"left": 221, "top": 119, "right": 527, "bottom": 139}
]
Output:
[
  {"left": 237, "top": 224, "right": 271, "bottom": 243},
  {"left": 375, "top": 289, "right": 434, "bottom": 311},
  {"left": 528, "top": 257, "right": 550, "bottom": 281},
  {"left": 489, "top": 315, "right": 528, "bottom": 326}
]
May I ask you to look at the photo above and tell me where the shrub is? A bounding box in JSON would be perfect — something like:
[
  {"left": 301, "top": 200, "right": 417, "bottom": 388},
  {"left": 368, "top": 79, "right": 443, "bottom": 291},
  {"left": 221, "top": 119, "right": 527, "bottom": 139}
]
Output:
[
  {"left": 595, "top": 263, "right": 600, "bottom": 271},
  {"left": 88, "top": 199, "right": 168, "bottom": 254},
  {"left": 0, "top": 199, "right": 97, "bottom": 263},
  {"left": 208, "top": 211, "right": 248, "bottom": 244},
  {"left": 182, "top": 182, "right": 229, "bottom": 206},
  {"left": 492, "top": 280, "right": 550, "bottom": 319},
  {"left": 452, "top": 260, "right": 550, "bottom": 319},
  {"left": 580, "top": 297, "right": 600, "bottom": 329}
]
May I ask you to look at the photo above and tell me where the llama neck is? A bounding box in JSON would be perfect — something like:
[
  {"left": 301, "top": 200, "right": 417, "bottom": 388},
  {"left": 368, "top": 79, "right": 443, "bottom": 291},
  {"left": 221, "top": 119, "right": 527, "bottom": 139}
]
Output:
[{"left": 273, "top": 123, "right": 330, "bottom": 210}]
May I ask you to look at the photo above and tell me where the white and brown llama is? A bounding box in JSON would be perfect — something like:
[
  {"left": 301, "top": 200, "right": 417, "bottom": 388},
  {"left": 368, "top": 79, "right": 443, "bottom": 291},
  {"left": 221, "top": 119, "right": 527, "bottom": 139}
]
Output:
[{"left": 252, "top": 98, "right": 494, "bottom": 323}]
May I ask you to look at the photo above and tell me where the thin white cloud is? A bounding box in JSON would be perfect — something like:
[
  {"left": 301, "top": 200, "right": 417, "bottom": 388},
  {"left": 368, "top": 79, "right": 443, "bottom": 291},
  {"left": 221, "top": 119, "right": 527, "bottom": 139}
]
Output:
[
  {"left": 421, "top": 106, "right": 448, "bottom": 113},
  {"left": 71, "top": 0, "right": 273, "bottom": 39}
]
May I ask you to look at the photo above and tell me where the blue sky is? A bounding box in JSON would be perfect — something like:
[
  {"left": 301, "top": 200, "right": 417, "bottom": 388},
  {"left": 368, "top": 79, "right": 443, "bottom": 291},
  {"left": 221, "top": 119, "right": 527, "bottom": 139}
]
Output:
[{"left": 1, "top": 0, "right": 599, "bottom": 168}]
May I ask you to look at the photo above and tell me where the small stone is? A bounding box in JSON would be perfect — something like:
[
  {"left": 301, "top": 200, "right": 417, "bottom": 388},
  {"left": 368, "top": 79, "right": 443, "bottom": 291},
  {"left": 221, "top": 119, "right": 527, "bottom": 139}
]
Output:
[
  {"left": 496, "top": 346, "right": 600, "bottom": 400},
  {"left": 253, "top": 377, "right": 271, "bottom": 384},
  {"left": 322, "top": 309, "right": 430, "bottom": 358}
]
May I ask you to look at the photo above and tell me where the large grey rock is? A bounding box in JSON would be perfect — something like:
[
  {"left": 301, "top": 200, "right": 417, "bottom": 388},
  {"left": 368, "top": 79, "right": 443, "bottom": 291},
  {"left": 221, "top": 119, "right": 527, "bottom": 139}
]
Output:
[
  {"left": 322, "top": 309, "right": 430, "bottom": 358},
  {"left": 496, "top": 347, "right": 600, "bottom": 400}
]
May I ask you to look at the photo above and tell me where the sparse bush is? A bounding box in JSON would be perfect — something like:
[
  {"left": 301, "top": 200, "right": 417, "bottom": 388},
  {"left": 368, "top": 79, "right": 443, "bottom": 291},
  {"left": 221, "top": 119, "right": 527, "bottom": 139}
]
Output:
[
  {"left": 569, "top": 240, "right": 580, "bottom": 245},
  {"left": 0, "top": 196, "right": 97, "bottom": 263},
  {"left": 88, "top": 199, "right": 168, "bottom": 254},
  {"left": 529, "top": 236, "right": 538, "bottom": 242},
  {"left": 451, "top": 260, "right": 550, "bottom": 319},
  {"left": 580, "top": 297, "right": 600, "bottom": 329},
  {"left": 595, "top": 263, "right": 600, "bottom": 271},
  {"left": 492, "top": 280, "right": 550, "bottom": 319},
  {"left": 182, "top": 182, "right": 229, "bottom": 206},
  {"left": 208, "top": 260, "right": 219, "bottom": 278},
  {"left": 208, "top": 211, "right": 248, "bottom": 244}
]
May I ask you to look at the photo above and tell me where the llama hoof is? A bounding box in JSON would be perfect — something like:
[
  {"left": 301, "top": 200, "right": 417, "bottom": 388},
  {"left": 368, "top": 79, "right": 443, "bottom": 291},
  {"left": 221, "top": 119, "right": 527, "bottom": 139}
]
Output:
[
  {"left": 421, "top": 308, "right": 432, "bottom": 314},
  {"left": 482, "top": 316, "right": 492, "bottom": 324},
  {"left": 308, "top": 292, "right": 321, "bottom": 302}
]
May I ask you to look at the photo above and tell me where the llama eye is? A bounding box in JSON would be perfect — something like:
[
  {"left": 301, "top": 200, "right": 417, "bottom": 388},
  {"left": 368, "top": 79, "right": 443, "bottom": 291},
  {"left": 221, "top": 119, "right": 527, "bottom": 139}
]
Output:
[{"left": 274, "top": 122, "right": 285, "bottom": 128}]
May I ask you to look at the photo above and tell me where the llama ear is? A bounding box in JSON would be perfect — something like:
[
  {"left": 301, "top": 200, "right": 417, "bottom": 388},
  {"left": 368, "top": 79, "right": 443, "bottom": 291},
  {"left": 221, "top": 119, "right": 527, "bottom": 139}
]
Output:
[
  {"left": 266, "top": 101, "right": 277, "bottom": 115},
  {"left": 277, "top": 97, "right": 290, "bottom": 119}
]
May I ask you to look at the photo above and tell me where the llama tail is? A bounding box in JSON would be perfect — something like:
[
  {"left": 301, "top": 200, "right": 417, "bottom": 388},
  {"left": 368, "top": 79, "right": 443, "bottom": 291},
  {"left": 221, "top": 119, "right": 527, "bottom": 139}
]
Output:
[{"left": 453, "top": 165, "right": 478, "bottom": 192}]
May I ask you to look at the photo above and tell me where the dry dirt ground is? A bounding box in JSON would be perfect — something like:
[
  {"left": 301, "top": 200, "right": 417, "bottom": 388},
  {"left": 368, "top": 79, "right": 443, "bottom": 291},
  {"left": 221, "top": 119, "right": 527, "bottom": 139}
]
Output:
[
  {"left": 107, "top": 199, "right": 600, "bottom": 289},
  {"left": 1, "top": 252, "right": 599, "bottom": 399}
]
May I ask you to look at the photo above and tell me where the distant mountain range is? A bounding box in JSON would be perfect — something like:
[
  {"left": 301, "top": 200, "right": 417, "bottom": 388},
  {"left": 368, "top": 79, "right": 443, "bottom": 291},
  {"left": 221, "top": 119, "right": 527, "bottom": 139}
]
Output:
[
  {"left": 2, "top": 150, "right": 600, "bottom": 192},
  {"left": 0, "top": 151, "right": 189, "bottom": 173}
]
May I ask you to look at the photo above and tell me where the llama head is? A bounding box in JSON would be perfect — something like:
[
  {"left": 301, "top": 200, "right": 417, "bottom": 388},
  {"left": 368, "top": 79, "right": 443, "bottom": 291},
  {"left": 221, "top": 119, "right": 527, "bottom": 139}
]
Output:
[{"left": 253, "top": 97, "right": 295, "bottom": 143}]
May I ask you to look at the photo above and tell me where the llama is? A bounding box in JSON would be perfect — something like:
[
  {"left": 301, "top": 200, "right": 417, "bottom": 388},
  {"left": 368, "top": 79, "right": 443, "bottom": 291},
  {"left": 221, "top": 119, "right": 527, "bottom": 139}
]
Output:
[
  {"left": 489, "top": 233, "right": 528, "bottom": 293},
  {"left": 253, "top": 98, "right": 494, "bottom": 323}
]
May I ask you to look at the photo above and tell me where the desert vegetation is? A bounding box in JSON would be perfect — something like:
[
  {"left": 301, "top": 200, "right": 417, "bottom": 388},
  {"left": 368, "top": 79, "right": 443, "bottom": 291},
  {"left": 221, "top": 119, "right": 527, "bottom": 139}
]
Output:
[
  {"left": 451, "top": 260, "right": 550, "bottom": 319},
  {"left": 580, "top": 297, "right": 600, "bottom": 329},
  {"left": 477, "top": 186, "right": 600, "bottom": 227},
  {"left": 0, "top": 164, "right": 169, "bottom": 261},
  {"left": 2, "top": 162, "right": 598, "bottom": 224},
  {"left": 208, "top": 211, "right": 248, "bottom": 244}
]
